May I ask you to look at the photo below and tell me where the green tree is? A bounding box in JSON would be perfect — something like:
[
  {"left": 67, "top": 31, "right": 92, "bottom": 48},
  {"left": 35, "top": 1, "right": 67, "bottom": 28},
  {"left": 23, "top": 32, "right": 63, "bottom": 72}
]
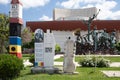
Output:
[
  {"left": 0, "top": 14, "right": 9, "bottom": 53},
  {"left": 21, "top": 27, "right": 33, "bottom": 53}
]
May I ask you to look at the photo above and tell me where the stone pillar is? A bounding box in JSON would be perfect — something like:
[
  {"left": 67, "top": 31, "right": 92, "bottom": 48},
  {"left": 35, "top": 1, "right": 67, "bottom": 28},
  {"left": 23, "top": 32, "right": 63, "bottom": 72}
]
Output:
[
  {"left": 63, "top": 37, "right": 76, "bottom": 73},
  {"left": 44, "top": 29, "right": 56, "bottom": 68}
]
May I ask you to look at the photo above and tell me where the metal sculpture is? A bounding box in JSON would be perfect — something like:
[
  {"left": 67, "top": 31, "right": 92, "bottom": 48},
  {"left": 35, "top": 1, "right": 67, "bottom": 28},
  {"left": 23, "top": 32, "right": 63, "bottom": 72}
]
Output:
[{"left": 75, "top": 28, "right": 117, "bottom": 55}]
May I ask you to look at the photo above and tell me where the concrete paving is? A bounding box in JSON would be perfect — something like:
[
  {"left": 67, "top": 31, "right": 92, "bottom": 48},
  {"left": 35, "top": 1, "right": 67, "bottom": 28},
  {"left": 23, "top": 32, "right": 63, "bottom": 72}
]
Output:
[
  {"left": 23, "top": 54, "right": 120, "bottom": 67},
  {"left": 54, "top": 54, "right": 120, "bottom": 67},
  {"left": 54, "top": 54, "right": 63, "bottom": 59},
  {"left": 110, "top": 62, "right": 120, "bottom": 67},
  {"left": 102, "top": 71, "right": 120, "bottom": 77},
  {"left": 54, "top": 61, "right": 120, "bottom": 67},
  {"left": 54, "top": 62, "right": 80, "bottom": 67}
]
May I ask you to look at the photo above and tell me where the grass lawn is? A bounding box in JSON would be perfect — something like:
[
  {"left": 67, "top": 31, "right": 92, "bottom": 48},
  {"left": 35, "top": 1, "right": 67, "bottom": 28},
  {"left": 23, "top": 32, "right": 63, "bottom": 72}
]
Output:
[
  {"left": 14, "top": 67, "right": 120, "bottom": 80},
  {"left": 13, "top": 55, "right": 120, "bottom": 80},
  {"left": 22, "top": 54, "right": 33, "bottom": 60}
]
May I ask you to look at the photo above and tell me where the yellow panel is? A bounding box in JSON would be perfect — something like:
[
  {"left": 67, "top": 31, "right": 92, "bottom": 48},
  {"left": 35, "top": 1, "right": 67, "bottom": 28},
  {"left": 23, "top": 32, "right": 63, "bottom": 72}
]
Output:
[
  {"left": 9, "top": 45, "right": 21, "bottom": 53},
  {"left": 38, "top": 62, "right": 44, "bottom": 67}
]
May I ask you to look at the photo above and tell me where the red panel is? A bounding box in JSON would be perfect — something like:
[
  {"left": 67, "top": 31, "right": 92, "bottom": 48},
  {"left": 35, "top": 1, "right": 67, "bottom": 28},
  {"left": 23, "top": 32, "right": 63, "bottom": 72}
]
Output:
[
  {"left": 11, "top": 0, "right": 22, "bottom": 5},
  {"left": 10, "top": 18, "right": 23, "bottom": 24},
  {"left": 10, "top": 52, "right": 22, "bottom": 58}
]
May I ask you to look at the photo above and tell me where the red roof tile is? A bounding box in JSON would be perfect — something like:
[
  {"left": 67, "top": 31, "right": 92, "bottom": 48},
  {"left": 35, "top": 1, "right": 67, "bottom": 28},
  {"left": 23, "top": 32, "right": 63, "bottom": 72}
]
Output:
[{"left": 26, "top": 20, "right": 120, "bottom": 32}]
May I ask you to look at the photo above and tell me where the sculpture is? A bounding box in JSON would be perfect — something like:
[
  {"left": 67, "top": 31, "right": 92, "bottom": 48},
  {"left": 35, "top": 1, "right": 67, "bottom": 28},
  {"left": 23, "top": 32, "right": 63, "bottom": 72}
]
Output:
[
  {"left": 75, "top": 28, "right": 117, "bottom": 55},
  {"left": 63, "top": 37, "right": 76, "bottom": 73}
]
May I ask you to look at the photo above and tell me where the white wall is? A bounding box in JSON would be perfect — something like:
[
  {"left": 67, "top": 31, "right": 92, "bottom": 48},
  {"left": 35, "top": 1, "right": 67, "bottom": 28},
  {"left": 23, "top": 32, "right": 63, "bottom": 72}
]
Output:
[
  {"left": 53, "top": 7, "right": 97, "bottom": 20},
  {"left": 52, "top": 30, "right": 88, "bottom": 52}
]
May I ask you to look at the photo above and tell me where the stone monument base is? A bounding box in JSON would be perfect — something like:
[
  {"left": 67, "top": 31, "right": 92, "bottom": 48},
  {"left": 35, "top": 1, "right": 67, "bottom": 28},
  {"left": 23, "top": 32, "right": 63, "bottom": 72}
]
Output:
[
  {"left": 31, "top": 67, "right": 61, "bottom": 74},
  {"left": 63, "top": 72, "right": 79, "bottom": 75}
]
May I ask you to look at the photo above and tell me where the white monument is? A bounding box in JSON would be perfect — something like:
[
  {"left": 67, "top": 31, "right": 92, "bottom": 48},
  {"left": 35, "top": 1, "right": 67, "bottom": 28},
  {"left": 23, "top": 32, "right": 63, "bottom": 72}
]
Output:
[
  {"left": 63, "top": 37, "right": 76, "bottom": 73},
  {"left": 32, "top": 29, "right": 56, "bottom": 74},
  {"left": 34, "top": 29, "right": 55, "bottom": 68},
  {"left": 34, "top": 29, "right": 44, "bottom": 67},
  {"left": 44, "top": 29, "right": 56, "bottom": 68}
]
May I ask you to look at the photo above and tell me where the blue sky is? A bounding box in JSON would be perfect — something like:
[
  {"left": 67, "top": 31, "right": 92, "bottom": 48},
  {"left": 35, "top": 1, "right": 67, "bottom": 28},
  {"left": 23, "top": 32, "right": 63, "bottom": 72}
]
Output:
[{"left": 0, "top": 0, "right": 120, "bottom": 25}]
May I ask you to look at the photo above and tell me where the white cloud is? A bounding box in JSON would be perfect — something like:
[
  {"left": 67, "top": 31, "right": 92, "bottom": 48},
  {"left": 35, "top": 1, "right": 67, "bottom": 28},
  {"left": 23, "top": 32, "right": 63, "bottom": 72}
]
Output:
[
  {"left": 39, "top": 15, "right": 52, "bottom": 21},
  {"left": 57, "top": 0, "right": 120, "bottom": 20},
  {"left": 0, "top": 0, "right": 9, "bottom": 4},
  {"left": 60, "top": 0, "right": 81, "bottom": 8},
  {"left": 110, "top": 11, "right": 120, "bottom": 20},
  {"left": 21, "top": 0, "right": 50, "bottom": 9},
  {"left": 96, "top": 1, "right": 117, "bottom": 19},
  {"left": 0, "top": 0, "right": 50, "bottom": 9},
  {"left": 83, "top": 0, "right": 106, "bottom": 4},
  {"left": 57, "top": 0, "right": 106, "bottom": 8}
]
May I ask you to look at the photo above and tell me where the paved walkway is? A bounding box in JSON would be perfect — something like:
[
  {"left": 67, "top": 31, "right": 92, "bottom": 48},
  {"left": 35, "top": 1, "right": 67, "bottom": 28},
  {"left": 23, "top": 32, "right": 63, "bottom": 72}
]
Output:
[
  {"left": 54, "top": 61, "right": 120, "bottom": 67},
  {"left": 110, "top": 62, "right": 120, "bottom": 67},
  {"left": 54, "top": 54, "right": 63, "bottom": 59},
  {"left": 23, "top": 54, "right": 120, "bottom": 67},
  {"left": 102, "top": 71, "right": 120, "bottom": 77},
  {"left": 54, "top": 54, "right": 120, "bottom": 67}
]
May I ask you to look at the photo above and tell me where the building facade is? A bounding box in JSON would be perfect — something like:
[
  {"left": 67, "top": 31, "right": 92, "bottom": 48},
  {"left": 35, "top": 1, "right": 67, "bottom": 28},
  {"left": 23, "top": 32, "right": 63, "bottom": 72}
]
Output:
[
  {"left": 27, "top": 20, "right": 120, "bottom": 52},
  {"left": 53, "top": 7, "right": 97, "bottom": 20}
]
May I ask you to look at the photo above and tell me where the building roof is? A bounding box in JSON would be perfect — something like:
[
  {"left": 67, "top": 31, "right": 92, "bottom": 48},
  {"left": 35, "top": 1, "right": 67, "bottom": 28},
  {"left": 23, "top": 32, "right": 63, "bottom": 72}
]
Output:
[
  {"left": 11, "top": 0, "right": 22, "bottom": 5},
  {"left": 26, "top": 20, "right": 120, "bottom": 32}
]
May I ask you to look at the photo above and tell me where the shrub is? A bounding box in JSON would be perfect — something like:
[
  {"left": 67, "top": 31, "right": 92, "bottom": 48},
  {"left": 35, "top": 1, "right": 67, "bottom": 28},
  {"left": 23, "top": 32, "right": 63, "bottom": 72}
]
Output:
[
  {"left": 0, "top": 54, "right": 23, "bottom": 80},
  {"left": 79, "top": 56, "right": 110, "bottom": 67},
  {"left": 29, "top": 54, "right": 34, "bottom": 65},
  {"left": 55, "top": 44, "right": 61, "bottom": 53},
  {"left": 115, "top": 42, "right": 120, "bottom": 51},
  {"left": 97, "top": 58, "right": 110, "bottom": 67}
]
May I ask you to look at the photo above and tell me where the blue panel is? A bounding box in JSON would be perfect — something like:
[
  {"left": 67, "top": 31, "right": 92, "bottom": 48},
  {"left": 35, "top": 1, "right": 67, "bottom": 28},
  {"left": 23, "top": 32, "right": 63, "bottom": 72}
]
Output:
[
  {"left": 34, "top": 62, "right": 38, "bottom": 67},
  {"left": 9, "top": 36, "right": 21, "bottom": 45}
]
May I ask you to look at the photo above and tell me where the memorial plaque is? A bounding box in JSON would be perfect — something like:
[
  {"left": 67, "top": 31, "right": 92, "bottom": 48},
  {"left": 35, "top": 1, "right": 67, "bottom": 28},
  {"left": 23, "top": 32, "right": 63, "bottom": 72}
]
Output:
[{"left": 34, "top": 29, "right": 44, "bottom": 67}]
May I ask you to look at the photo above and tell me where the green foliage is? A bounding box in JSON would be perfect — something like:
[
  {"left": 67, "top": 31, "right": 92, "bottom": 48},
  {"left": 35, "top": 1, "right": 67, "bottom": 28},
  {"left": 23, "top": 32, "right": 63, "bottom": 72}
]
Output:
[
  {"left": 115, "top": 42, "right": 120, "bottom": 51},
  {"left": 14, "top": 67, "right": 120, "bottom": 80},
  {"left": 0, "top": 14, "right": 9, "bottom": 53},
  {"left": 0, "top": 54, "right": 23, "bottom": 80},
  {"left": 55, "top": 44, "right": 61, "bottom": 53},
  {"left": 79, "top": 56, "right": 110, "bottom": 67},
  {"left": 29, "top": 54, "right": 34, "bottom": 65},
  {"left": 22, "top": 39, "right": 34, "bottom": 49}
]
